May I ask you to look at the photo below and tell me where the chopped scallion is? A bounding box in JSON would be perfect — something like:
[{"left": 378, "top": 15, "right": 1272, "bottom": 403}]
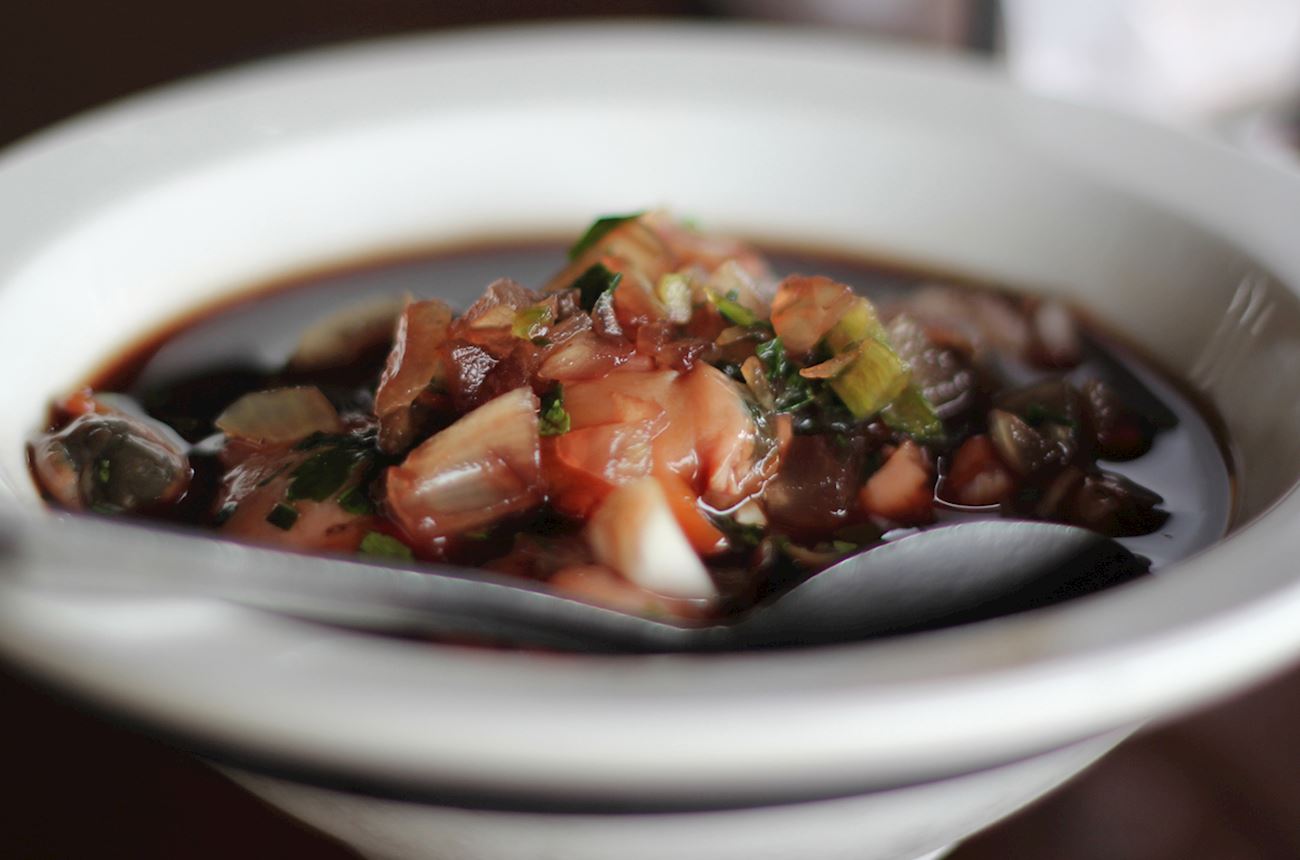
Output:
[
  {"left": 539, "top": 386, "right": 571, "bottom": 437},
  {"left": 567, "top": 212, "right": 645, "bottom": 261},
  {"left": 571, "top": 263, "right": 623, "bottom": 311},
  {"left": 360, "top": 531, "right": 413, "bottom": 561}
]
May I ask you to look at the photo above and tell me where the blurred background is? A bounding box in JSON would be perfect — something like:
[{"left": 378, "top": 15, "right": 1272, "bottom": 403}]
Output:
[{"left": 5, "top": 2, "right": 1300, "bottom": 858}]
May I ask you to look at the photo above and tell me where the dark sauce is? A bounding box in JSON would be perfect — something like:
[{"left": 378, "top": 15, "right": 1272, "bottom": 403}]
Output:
[{"left": 60, "top": 241, "right": 1233, "bottom": 584}]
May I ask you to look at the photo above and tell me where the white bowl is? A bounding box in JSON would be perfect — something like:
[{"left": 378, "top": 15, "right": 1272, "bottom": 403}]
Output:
[{"left": 3, "top": 23, "right": 1300, "bottom": 860}]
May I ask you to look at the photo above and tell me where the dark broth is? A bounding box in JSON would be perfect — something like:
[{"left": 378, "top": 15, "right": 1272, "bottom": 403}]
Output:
[{"left": 69, "top": 242, "right": 1233, "bottom": 575}]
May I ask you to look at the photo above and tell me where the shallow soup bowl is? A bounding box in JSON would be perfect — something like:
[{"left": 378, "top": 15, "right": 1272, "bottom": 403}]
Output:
[{"left": 3, "top": 24, "right": 1300, "bottom": 860}]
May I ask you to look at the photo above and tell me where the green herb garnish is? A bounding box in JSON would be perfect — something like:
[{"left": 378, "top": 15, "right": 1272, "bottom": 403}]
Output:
[
  {"left": 755, "top": 337, "right": 817, "bottom": 413},
  {"left": 539, "top": 386, "right": 571, "bottom": 437},
  {"left": 360, "top": 531, "right": 413, "bottom": 561},
  {"left": 707, "top": 289, "right": 762, "bottom": 328},
  {"left": 567, "top": 212, "right": 644, "bottom": 261},
  {"left": 711, "top": 515, "right": 764, "bottom": 549},
  {"left": 95, "top": 457, "right": 112, "bottom": 485},
  {"left": 266, "top": 502, "right": 298, "bottom": 530},
  {"left": 337, "top": 484, "right": 375, "bottom": 516},
  {"left": 287, "top": 446, "right": 365, "bottom": 503},
  {"left": 756, "top": 336, "right": 793, "bottom": 382},
  {"left": 512, "top": 305, "right": 554, "bottom": 342},
  {"left": 571, "top": 263, "right": 623, "bottom": 311},
  {"left": 880, "top": 385, "right": 945, "bottom": 444}
]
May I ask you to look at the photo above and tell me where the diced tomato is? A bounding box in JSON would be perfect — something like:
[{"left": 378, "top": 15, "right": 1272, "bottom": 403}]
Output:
[
  {"left": 563, "top": 370, "right": 676, "bottom": 429},
  {"left": 653, "top": 469, "right": 729, "bottom": 556},
  {"left": 545, "top": 403, "right": 669, "bottom": 518},
  {"left": 540, "top": 438, "right": 609, "bottom": 519},
  {"left": 682, "top": 364, "right": 779, "bottom": 509},
  {"left": 545, "top": 365, "right": 779, "bottom": 515},
  {"left": 942, "top": 434, "right": 1015, "bottom": 507},
  {"left": 859, "top": 440, "right": 936, "bottom": 525}
]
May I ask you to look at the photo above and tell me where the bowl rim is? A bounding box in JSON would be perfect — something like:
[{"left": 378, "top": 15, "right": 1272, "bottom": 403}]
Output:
[{"left": 3, "top": 21, "right": 1300, "bottom": 807}]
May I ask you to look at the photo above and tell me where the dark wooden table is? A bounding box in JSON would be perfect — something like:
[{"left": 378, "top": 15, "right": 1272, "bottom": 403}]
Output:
[
  {"left": 5, "top": 659, "right": 1300, "bottom": 859},
  {"left": 6, "top": 4, "right": 1298, "bottom": 858}
]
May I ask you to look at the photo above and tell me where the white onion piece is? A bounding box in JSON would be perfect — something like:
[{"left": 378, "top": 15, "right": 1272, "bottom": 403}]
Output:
[
  {"left": 375, "top": 298, "right": 454, "bottom": 453},
  {"left": 587, "top": 477, "right": 717, "bottom": 602},
  {"left": 215, "top": 387, "right": 343, "bottom": 444},
  {"left": 288, "top": 295, "right": 405, "bottom": 371},
  {"left": 386, "top": 386, "right": 542, "bottom": 543}
]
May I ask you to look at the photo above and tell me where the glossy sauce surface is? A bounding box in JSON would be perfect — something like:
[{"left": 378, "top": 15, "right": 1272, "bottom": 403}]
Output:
[{"left": 84, "top": 242, "right": 1232, "bottom": 573}]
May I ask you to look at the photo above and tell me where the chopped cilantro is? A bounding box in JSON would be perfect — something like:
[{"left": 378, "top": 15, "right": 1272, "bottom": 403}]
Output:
[
  {"left": 360, "top": 531, "right": 413, "bottom": 561},
  {"left": 707, "top": 289, "right": 763, "bottom": 328},
  {"left": 266, "top": 502, "right": 298, "bottom": 530},
  {"left": 95, "top": 457, "right": 112, "bottom": 485},
  {"left": 711, "top": 515, "right": 764, "bottom": 549},
  {"left": 539, "top": 386, "right": 571, "bottom": 437},
  {"left": 571, "top": 263, "right": 623, "bottom": 311},
  {"left": 337, "top": 484, "right": 375, "bottom": 516},
  {"left": 255, "top": 462, "right": 291, "bottom": 489},
  {"left": 294, "top": 430, "right": 377, "bottom": 451},
  {"left": 294, "top": 431, "right": 340, "bottom": 451},
  {"left": 287, "top": 446, "right": 364, "bottom": 503},
  {"left": 880, "top": 386, "right": 945, "bottom": 444},
  {"left": 755, "top": 337, "right": 793, "bottom": 382},
  {"left": 567, "top": 212, "right": 645, "bottom": 261},
  {"left": 755, "top": 337, "right": 817, "bottom": 413}
]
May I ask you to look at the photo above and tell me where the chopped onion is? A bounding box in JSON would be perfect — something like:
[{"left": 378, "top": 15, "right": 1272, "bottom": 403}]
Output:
[
  {"left": 375, "top": 299, "right": 454, "bottom": 453},
  {"left": 386, "top": 387, "right": 542, "bottom": 544},
  {"left": 655, "top": 273, "right": 694, "bottom": 324},
  {"left": 215, "top": 386, "right": 343, "bottom": 444},
  {"left": 587, "top": 477, "right": 718, "bottom": 602}
]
